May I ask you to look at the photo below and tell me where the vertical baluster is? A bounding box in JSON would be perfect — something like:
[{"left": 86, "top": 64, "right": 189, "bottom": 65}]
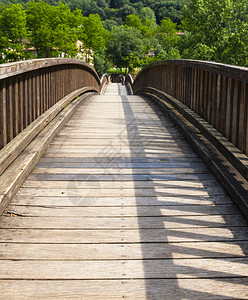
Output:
[
  {"left": 219, "top": 76, "right": 227, "bottom": 136},
  {"left": 231, "top": 80, "right": 240, "bottom": 146},
  {"left": 215, "top": 74, "right": 221, "bottom": 132},
  {"left": 237, "top": 81, "right": 246, "bottom": 153},
  {"left": 40, "top": 68, "right": 44, "bottom": 114},
  {"left": 244, "top": 83, "right": 248, "bottom": 156},
  {"left": 206, "top": 72, "right": 212, "bottom": 124},
  {"left": 195, "top": 69, "right": 200, "bottom": 114},
  {"left": 225, "top": 78, "right": 233, "bottom": 141},
  {"left": 18, "top": 76, "right": 24, "bottom": 133},
  {"left": 203, "top": 71, "right": 208, "bottom": 121},
  {"left": 37, "top": 70, "right": 41, "bottom": 117},
  {"left": 0, "top": 79, "right": 7, "bottom": 149},
  {"left": 198, "top": 69, "right": 204, "bottom": 116},
  {"left": 7, "top": 79, "right": 14, "bottom": 142},
  {"left": 48, "top": 68, "right": 51, "bottom": 108},
  {"left": 46, "top": 68, "right": 49, "bottom": 110},
  {"left": 13, "top": 77, "right": 19, "bottom": 137},
  {"left": 32, "top": 72, "right": 37, "bottom": 121},
  {"left": 211, "top": 73, "right": 217, "bottom": 128},
  {"left": 186, "top": 67, "right": 190, "bottom": 106},
  {"left": 28, "top": 72, "right": 33, "bottom": 124},
  {"left": 55, "top": 67, "right": 57, "bottom": 104},
  {"left": 23, "top": 72, "right": 28, "bottom": 129}
]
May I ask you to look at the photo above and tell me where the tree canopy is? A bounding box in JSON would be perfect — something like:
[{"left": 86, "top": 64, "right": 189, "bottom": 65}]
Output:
[
  {"left": 0, "top": 0, "right": 248, "bottom": 74},
  {"left": 106, "top": 25, "right": 145, "bottom": 72},
  {"left": 181, "top": 0, "right": 248, "bottom": 65}
]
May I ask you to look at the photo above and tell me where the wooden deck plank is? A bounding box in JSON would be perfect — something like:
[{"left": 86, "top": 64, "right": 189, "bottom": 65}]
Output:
[
  {"left": 0, "top": 227, "right": 247, "bottom": 243},
  {"left": 11, "top": 195, "right": 233, "bottom": 207},
  {"left": 16, "top": 187, "right": 226, "bottom": 197},
  {"left": 0, "top": 83, "right": 247, "bottom": 298},
  {"left": 0, "top": 279, "right": 247, "bottom": 299},
  {"left": 1, "top": 215, "right": 246, "bottom": 229},
  {"left": 31, "top": 166, "right": 211, "bottom": 175},
  {"left": 5, "top": 204, "right": 240, "bottom": 217},
  {"left": 26, "top": 174, "right": 216, "bottom": 181},
  {"left": 0, "top": 258, "right": 247, "bottom": 279},
  {"left": 1, "top": 241, "right": 247, "bottom": 260}
]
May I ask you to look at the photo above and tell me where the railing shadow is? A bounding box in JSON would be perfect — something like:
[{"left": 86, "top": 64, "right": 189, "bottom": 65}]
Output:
[{"left": 119, "top": 83, "right": 248, "bottom": 299}]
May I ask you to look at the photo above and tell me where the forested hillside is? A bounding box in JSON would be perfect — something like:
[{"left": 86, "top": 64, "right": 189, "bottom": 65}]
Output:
[
  {"left": 0, "top": 0, "right": 247, "bottom": 75},
  {"left": 0, "top": 0, "right": 186, "bottom": 25}
]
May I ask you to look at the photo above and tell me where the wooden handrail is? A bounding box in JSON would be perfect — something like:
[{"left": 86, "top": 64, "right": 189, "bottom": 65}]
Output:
[
  {"left": 132, "top": 60, "right": 248, "bottom": 156},
  {"left": 0, "top": 58, "right": 106, "bottom": 150}
]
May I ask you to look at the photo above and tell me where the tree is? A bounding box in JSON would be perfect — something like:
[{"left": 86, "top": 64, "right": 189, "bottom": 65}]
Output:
[
  {"left": 106, "top": 25, "right": 144, "bottom": 72},
  {"left": 80, "top": 14, "right": 109, "bottom": 62},
  {"left": 153, "top": 1, "right": 184, "bottom": 24},
  {"left": 0, "top": 3, "right": 28, "bottom": 62},
  {"left": 26, "top": 1, "right": 81, "bottom": 58},
  {"left": 181, "top": 0, "right": 248, "bottom": 65},
  {"left": 139, "top": 6, "right": 156, "bottom": 23},
  {"left": 221, "top": 22, "right": 248, "bottom": 66},
  {"left": 109, "top": 0, "right": 130, "bottom": 9},
  {"left": 51, "top": 3, "right": 81, "bottom": 57},
  {"left": 94, "top": 48, "right": 111, "bottom": 76},
  {"left": 102, "top": 19, "right": 118, "bottom": 31},
  {"left": 26, "top": 1, "right": 55, "bottom": 57},
  {"left": 157, "top": 17, "right": 179, "bottom": 51},
  {"left": 124, "top": 14, "right": 143, "bottom": 32},
  {"left": 119, "top": 4, "right": 136, "bottom": 21}
]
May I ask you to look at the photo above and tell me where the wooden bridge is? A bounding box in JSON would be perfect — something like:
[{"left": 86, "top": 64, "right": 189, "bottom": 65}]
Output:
[{"left": 0, "top": 59, "right": 248, "bottom": 299}]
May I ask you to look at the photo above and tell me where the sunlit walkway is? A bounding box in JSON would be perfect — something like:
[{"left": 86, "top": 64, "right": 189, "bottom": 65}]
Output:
[{"left": 0, "top": 83, "right": 247, "bottom": 299}]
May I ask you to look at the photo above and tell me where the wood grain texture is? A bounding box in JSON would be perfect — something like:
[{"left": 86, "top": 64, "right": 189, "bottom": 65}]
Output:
[
  {"left": 0, "top": 258, "right": 247, "bottom": 279},
  {"left": 0, "top": 279, "right": 247, "bottom": 300},
  {"left": 1, "top": 241, "right": 247, "bottom": 260},
  {"left": 0, "top": 83, "right": 247, "bottom": 299},
  {"left": 11, "top": 195, "right": 233, "bottom": 207}
]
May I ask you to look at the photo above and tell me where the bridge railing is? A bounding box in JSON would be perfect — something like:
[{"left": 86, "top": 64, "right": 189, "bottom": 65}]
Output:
[
  {"left": 131, "top": 60, "right": 248, "bottom": 157},
  {"left": 0, "top": 58, "right": 107, "bottom": 151}
]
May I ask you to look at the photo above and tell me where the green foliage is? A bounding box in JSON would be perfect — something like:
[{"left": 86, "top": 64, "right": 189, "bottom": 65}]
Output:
[
  {"left": 2, "top": 0, "right": 187, "bottom": 26},
  {"left": 0, "top": 3, "right": 28, "bottom": 62},
  {"left": 139, "top": 6, "right": 156, "bottom": 23},
  {"left": 153, "top": 1, "right": 185, "bottom": 24},
  {"left": 102, "top": 19, "right": 118, "bottom": 31},
  {"left": 181, "top": 0, "right": 248, "bottom": 66},
  {"left": 80, "top": 14, "right": 108, "bottom": 52},
  {"left": 124, "top": 14, "right": 143, "bottom": 31},
  {"left": 119, "top": 4, "right": 136, "bottom": 22},
  {"left": 106, "top": 25, "right": 145, "bottom": 72},
  {"left": 26, "top": 1, "right": 80, "bottom": 58},
  {"left": 0, "top": 0, "right": 248, "bottom": 70},
  {"left": 94, "top": 48, "right": 111, "bottom": 76},
  {"left": 158, "top": 17, "right": 179, "bottom": 51}
]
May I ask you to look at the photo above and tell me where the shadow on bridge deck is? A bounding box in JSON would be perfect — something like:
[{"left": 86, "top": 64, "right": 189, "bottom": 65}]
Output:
[{"left": 118, "top": 83, "right": 248, "bottom": 299}]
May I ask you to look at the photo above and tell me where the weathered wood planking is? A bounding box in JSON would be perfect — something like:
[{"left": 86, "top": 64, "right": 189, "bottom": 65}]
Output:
[
  {"left": 1, "top": 215, "right": 246, "bottom": 229},
  {"left": 5, "top": 204, "right": 240, "bottom": 217},
  {"left": 0, "top": 258, "right": 248, "bottom": 279},
  {"left": 1, "top": 227, "right": 248, "bottom": 243},
  {"left": 11, "top": 195, "right": 233, "bottom": 207},
  {"left": 0, "top": 83, "right": 247, "bottom": 299},
  {"left": 16, "top": 187, "right": 226, "bottom": 197},
  {"left": 0, "top": 279, "right": 247, "bottom": 299},
  {"left": 1, "top": 241, "right": 247, "bottom": 260}
]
